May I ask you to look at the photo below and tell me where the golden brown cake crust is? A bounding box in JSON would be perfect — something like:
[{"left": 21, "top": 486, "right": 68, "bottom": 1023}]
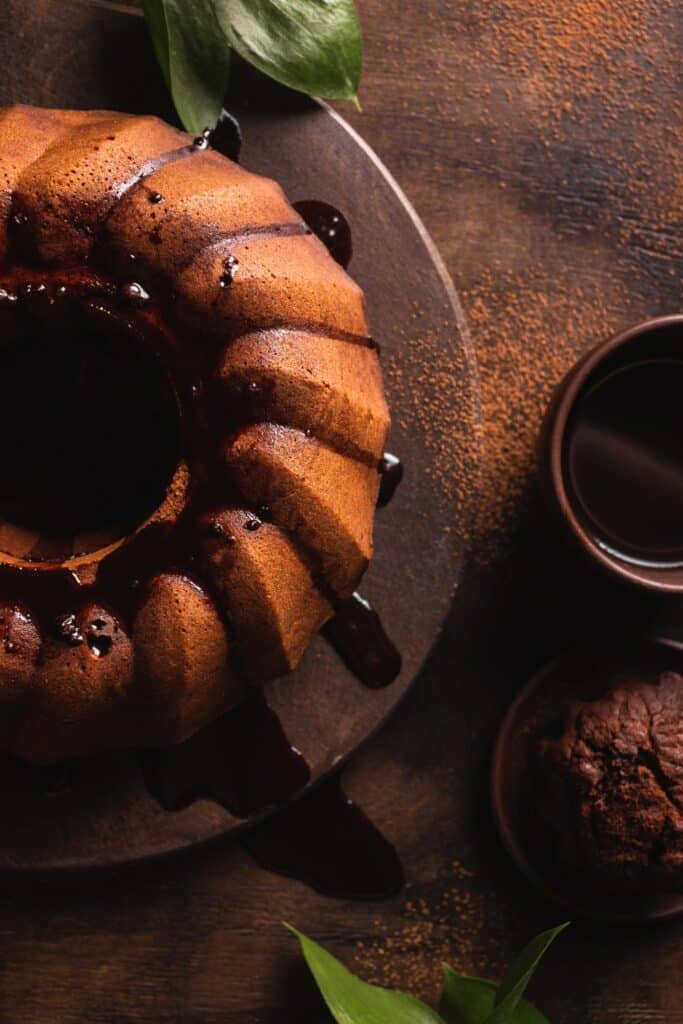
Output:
[{"left": 0, "top": 105, "right": 390, "bottom": 762}]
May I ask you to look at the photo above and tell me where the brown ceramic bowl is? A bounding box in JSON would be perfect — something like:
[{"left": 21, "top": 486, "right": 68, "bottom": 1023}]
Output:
[
  {"left": 491, "top": 637, "right": 683, "bottom": 921},
  {"left": 539, "top": 314, "right": 683, "bottom": 593}
]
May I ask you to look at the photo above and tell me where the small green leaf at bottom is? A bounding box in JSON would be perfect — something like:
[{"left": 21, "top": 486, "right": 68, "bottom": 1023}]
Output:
[
  {"left": 486, "top": 924, "right": 569, "bottom": 1024},
  {"left": 288, "top": 926, "right": 446, "bottom": 1024},
  {"left": 439, "top": 972, "right": 549, "bottom": 1024}
]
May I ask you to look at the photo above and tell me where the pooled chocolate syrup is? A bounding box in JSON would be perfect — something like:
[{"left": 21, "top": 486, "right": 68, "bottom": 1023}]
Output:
[
  {"left": 377, "top": 453, "right": 403, "bottom": 507},
  {"left": 139, "top": 694, "right": 310, "bottom": 816},
  {"left": 293, "top": 201, "right": 352, "bottom": 268},
  {"left": 565, "top": 358, "right": 683, "bottom": 567},
  {"left": 242, "top": 775, "right": 404, "bottom": 900},
  {"left": 324, "top": 593, "right": 402, "bottom": 688}
]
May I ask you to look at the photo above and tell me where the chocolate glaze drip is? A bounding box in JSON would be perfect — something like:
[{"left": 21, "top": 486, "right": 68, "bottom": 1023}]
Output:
[
  {"left": 210, "top": 109, "right": 243, "bottom": 163},
  {"left": 377, "top": 453, "right": 403, "bottom": 507},
  {"left": 293, "top": 201, "right": 352, "bottom": 269},
  {"left": 324, "top": 593, "right": 402, "bottom": 688},
  {"left": 193, "top": 129, "right": 212, "bottom": 151},
  {"left": 107, "top": 140, "right": 202, "bottom": 206},
  {"left": 242, "top": 775, "right": 404, "bottom": 899},
  {"left": 234, "top": 320, "right": 377, "bottom": 350},
  {"left": 139, "top": 694, "right": 310, "bottom": 816}
]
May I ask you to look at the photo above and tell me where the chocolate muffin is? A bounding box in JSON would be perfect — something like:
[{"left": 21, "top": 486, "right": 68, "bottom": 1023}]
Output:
[{"left": 537, "top": 671, "right": 683, "bottom": 893}]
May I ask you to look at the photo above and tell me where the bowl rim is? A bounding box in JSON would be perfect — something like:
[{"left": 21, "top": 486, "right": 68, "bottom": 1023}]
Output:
[
  {"left": 490, "top": 635, "right": 683, "bottom": 921},
  {"left": 547, "top": 313, "right": 683, "bottom": 594}
]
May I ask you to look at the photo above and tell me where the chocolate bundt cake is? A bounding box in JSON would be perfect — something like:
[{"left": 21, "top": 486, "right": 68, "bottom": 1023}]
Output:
[{"left": 0, "top": 105, "right": 390, "bottom": 763}]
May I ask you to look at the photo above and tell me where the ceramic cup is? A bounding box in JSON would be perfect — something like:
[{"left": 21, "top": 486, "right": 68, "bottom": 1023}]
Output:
[{"left": 539, "top": 314, "right": 683, "bottom": 594}]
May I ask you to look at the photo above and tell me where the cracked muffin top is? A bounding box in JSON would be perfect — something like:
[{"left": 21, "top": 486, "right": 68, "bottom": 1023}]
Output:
[{"left": 537, "top": 670, "right": 683, "bottom": 893}]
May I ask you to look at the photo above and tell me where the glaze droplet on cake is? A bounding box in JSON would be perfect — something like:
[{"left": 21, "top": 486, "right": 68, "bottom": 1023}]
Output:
[{"left": 0, "top": 105, "right": 391, "bottom": 763}]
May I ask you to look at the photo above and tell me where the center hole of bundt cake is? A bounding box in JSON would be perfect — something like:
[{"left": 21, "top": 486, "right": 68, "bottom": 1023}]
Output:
[{"left": 0, "top": 310, "right": 181, "bottom": 561}]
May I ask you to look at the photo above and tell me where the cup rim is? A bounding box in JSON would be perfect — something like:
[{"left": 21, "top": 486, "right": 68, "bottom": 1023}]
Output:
[{"left": 547, "top": 313, "right": 683, "bottom": 594}]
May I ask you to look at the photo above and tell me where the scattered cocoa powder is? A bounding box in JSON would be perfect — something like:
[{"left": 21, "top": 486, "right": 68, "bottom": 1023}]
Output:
[
  {"left": 345, "top": 0, "right": 681, "bottom": 990},
  {"left": 368, "top": 0, "right": 682, "bottom": 566},
  {"left": 353, "top": 860, "right": 508, "bottom": 1005},
  {"left": 383, "top": 315, "right": 483, "bottom": 538},
  {"left": 408, "top": 0, "right": 681, "bottom": 559},
  {"left": 472, "top": 0, "right": 683, "bottom": 249},
  {"left": 465, "top": 263, "right": 624, "bottom": 555}
]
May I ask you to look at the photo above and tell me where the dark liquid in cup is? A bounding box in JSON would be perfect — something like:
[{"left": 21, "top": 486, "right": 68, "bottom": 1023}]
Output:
[{"left": 565, "top": 358, "right": 683, "bottom": 568}]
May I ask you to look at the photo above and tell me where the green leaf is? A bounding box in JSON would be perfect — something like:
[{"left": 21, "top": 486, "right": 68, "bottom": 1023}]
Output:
[
  {"left": 216, "top": 0, "right": 363, "bottom": 104},
  {"left": 440, "top": 971, "right": 496, "bottom": 1024},
  {"left": 288, "top": 926, "right": 446, "bottom": 1024},
  {"left": 143, "top": 0, "right": 171, "bottom": 87},
  {"left": 143, "top": 0, "right": 230, "bottom": 133},
  {"left": 439, "top": 971, "right": 549, "bottom": 1024},
  {"left": 486, "top": 924, "right": 569, "bottom": 1024}
]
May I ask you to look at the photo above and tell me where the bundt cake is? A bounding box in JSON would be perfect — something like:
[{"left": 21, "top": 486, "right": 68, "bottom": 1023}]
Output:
[{"left": 0, "top": 105, "right": 390, "bottom": 763}]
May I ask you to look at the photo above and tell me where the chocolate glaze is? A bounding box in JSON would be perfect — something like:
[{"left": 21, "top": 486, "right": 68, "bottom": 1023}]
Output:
[
  {"left": 106, "top": 140, "right": 203, "bottom": 209},
  {"left": 377, "top": 453, "right": 403, "bottom": 507},
  {"left": 324, "top": 592, "right": 402, "bottom": 688},
  {"left": 139, "top": 693, "right": 310, "bottom": 816},
  {"left": 242, "top": 774, "right": 404, "bottom": 899},
  {"left": 0, "top": 567, "right": 83, "bottom": 636},
  {"left": 565, "top": 358, "right": 683, "bottom": 567},
  {"left": 192, "top": 129, "right": 211, "bottom": 151},
  {"left": 293, "top": 200, "right": 352, "bottom": 269},
  {"left": 55, "top": 613, "right": 84, "bottom": 646},
  {"left": 219, "top": 254, "right": 240, "bottom": 288},
  {"left": 210, "top": 109, "right": 243, "bottom": 163}
]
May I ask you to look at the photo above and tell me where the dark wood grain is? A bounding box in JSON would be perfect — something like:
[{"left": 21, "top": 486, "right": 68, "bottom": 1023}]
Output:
[{"left": 0, "top": 0, "right": 681, "bottom": 1022}]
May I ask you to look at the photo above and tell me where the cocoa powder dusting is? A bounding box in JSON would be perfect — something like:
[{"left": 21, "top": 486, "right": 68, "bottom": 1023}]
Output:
[
  {"left": 344, "top": 0, "right": 681, "bottom": 997},
  {"left": 353, "top": 861, "right": 508, "bottom": 1005},
  {"left": 466, "top": 264, "right": 623, "bottom": 555},
  {"left": 376, "top": 0, "right": 681, "bottom": 565},
  {"left": 466, "top": 0, "right": 683, "bottom": 254},
  {"left": 383, "top": 312, "right": 483, "bottom": 536}
]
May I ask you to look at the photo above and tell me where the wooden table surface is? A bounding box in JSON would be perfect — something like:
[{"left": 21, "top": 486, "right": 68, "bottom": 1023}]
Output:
[{"left": 0, "top": 1, "right": 682, "bottom": 1021}]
